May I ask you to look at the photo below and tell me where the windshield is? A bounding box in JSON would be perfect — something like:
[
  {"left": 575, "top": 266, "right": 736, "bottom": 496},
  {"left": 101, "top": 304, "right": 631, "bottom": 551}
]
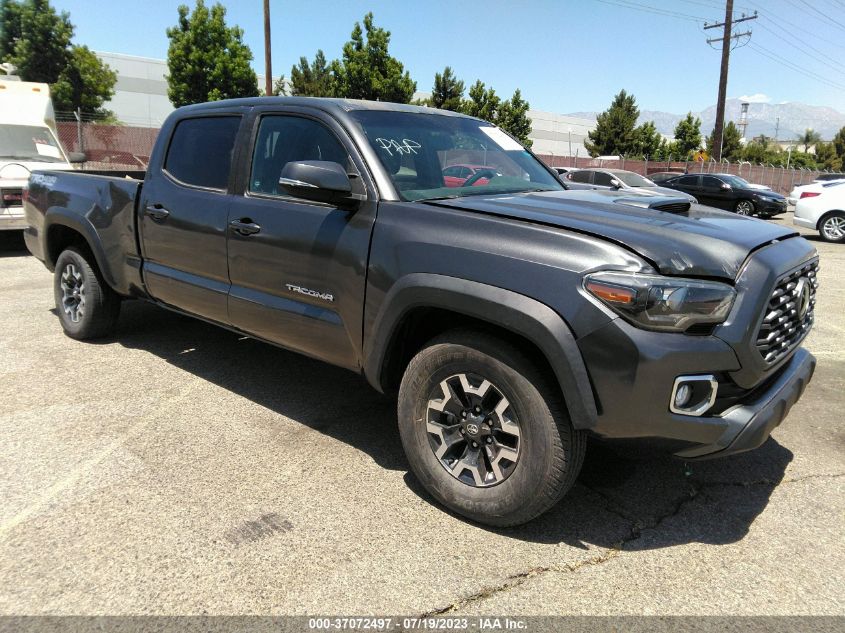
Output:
[
  {"left": 614, "top": 171, "right": 655, "bottom": 187},
  {"left": 348, "top": 110, "right": 562, "bottom": 201},
  {"left": 0, "top": 125, "right": 66, "bottom": 163},
  {"left": 722, "top": 175, "right": 750, "bottom": 188}
]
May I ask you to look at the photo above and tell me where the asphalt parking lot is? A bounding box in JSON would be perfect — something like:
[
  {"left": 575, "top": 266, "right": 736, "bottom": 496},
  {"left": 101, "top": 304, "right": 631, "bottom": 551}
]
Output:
[{"left": 0, "top": 212, "right": 842, "bottom": 617}]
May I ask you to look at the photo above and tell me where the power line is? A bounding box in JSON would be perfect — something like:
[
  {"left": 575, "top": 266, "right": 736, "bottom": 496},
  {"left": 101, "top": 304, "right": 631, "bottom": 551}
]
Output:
[
  {"left": 755, "top": 21, "right": 845, "bottom": 77},
  {"left": 796, "top": 0, "right": 845, "bottom": 31},
  {"left": 592, "top": 0, "right": 707, "bottom": 22},
  {"left": 745, "top": 0, "right": 843, "bottom": 48},
  {"left": 748, "top": 42, "right": 845, "bottom": 92}
]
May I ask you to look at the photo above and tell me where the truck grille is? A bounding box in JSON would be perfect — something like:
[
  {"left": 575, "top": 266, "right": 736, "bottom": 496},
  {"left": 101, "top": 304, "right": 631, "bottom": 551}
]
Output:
[{"left": 755, "top": 259, "right": 819, "bottom": 364}]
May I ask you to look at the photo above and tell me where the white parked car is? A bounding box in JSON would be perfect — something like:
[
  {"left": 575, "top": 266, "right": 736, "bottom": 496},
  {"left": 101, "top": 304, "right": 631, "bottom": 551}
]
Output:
[
  {"left": 788, "top": 177, "right": 845, "bottom": 205},
  {"left": 793, "top": 181, "right": 845, "bottom": 243}
]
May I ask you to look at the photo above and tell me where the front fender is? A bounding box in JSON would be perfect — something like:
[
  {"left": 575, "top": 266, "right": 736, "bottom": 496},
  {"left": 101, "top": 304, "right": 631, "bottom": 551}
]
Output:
[{"left": 363, "top": 273, "right": 598, "bottom": 430}]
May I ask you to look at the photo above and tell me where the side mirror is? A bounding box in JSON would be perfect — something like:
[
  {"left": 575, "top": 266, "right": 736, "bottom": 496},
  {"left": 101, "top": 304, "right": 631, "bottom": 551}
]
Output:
[
  {"left": 720, "top": 183, "right": 731, "bottom": 190},
  {"left": 68, "top": 152, "right": 86, "bottom": 163},
  {"left": 610, "top": 179, "right": 622, "bottom": 189},
  {"left": 279, "top": 160, "right": 358, "bottom": 207}
]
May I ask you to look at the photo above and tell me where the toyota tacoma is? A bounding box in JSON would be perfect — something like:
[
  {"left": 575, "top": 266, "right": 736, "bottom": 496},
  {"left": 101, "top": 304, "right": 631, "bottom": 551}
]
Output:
[{"left": 23, "top": 98, "right": 818, "bottom": 526}]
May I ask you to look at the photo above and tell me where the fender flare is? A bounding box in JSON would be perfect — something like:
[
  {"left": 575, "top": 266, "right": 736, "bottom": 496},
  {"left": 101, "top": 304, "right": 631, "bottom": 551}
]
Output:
[
  {"left": 363, "top": 273, "right": 598, "bottom": 430},
  {"left": 42, "top": 210, "right": 118, "bottom": 290}
]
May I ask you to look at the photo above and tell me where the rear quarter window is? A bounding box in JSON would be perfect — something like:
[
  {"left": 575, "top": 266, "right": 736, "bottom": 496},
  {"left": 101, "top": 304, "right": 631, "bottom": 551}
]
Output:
[{"left": 164, "top": 116, "right": 241, "bottom": 190}]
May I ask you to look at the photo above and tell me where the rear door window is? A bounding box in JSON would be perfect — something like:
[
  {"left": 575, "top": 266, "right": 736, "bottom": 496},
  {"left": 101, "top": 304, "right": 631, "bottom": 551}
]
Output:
[
  {"left": 678, "top": 175, "right": 700, "bottom": 187},
  {"left": 568, "top": 170, "right": 592, "bottom": 183},
  {"left": 594, "top": 172, "right": 614, "bottom": 187},
  {"left": 164, "top": 116, "right": 241, "bottom": 190}
]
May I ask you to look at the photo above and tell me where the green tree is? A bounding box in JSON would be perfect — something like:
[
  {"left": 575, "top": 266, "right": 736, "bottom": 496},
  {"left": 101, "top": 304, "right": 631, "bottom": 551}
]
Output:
[
  {"left": 495, "top": 89, "right": 532, "bottom": 147},
  {"left": 51, "top": 45, "right": 117, "bottom": 113},
  {"left": 1, "top": 0, "right": 71, "bottom": 83},
  {"left": 166, "top": 0, "right": 258, "bottom": 107},
  {"left": 673, "top": 112, "right": 702, "bottom": 157},
  {"left": 330, "top": 12, "right": 415, "bottom": 103},
  {"left": 0, "top": 0, "right": 23, "bottom": 62},
  {"left": 289, "top": 49, "right": 333, "bottom": 97},
  {"left": 459, "top": 80, "right": 500, "bottom": 123},
  {"left": 584, "top": 90, "right": 640, "bottom": 157},
  {"left": 706, "top": 120, "right": 742, "bottom": 160},
  {"left": 814, "top": 141, "right": 842, "bottom": 171},
  {"left": 634, "top": 120, "right": 661, "bottom": 159},
  {"left": 831, "top": 126, "right": 845, "bottom": 163},
  {"left": 797, "top": 128, "right": 822, "bottom": 153},
  {"left": 430, "top": 66, "right": 464, "bottom": 111},
  {"left": 1, "top": 0, "right": 115, "bottom": 116}
]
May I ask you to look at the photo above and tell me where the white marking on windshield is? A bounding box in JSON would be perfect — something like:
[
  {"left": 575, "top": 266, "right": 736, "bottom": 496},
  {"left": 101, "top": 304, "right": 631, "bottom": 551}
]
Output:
[{"left": 375, "top": 138, "right": 421, "bottom": 156}]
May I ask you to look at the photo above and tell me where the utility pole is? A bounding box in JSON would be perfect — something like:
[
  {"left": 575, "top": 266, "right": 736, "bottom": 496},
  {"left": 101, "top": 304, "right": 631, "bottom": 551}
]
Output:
[
  {"left": 263, "top": 0, "right": 272, "bottom": 96},
  {"left": 774, "top": 117, "right": 780, "bottom": 141},
  {"left": 705, "top": 1, "right": 756, "bottom": 161}
]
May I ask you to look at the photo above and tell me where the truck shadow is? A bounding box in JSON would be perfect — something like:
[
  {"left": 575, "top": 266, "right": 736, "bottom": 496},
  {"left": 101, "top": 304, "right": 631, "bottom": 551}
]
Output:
[
  {"left": 105, "top": 299, "right": 790, "bottom": 551},
  {"left": 0, "top": 231, "right": 29, "bottom": 256}
]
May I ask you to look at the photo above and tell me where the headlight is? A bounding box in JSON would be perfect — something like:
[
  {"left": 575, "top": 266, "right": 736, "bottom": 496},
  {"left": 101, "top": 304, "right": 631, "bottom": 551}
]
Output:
[{"left": 584, "top": 271, "right": 736, "bottom": 332}]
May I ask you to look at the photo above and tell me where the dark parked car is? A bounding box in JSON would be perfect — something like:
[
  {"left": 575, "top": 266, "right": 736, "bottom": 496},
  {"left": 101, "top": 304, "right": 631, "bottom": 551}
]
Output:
[
  {"left": 648, "top": 171, "right": 687, "bottom": 184},
  {"left": 24, "top": 97, "right": 817, "bottom": 526},
  {"left": 661, "top": 173, "right": 787, "bottom": 218},
  {"left": 564, "top": 168, "right": 697, "bottom": 202}
]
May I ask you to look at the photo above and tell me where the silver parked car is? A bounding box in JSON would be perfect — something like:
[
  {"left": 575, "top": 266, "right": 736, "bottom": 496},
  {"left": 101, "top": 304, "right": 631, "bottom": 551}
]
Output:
[{"left": 565, "top": 168, "right": 698, "bottom": 202}]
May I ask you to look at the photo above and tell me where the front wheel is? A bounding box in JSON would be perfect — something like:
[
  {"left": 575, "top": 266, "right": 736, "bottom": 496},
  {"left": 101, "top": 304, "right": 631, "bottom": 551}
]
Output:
[
  {"left": 54, "top": 246, "right": 121, "bottom": 339},
  {"left": 734, "top": 199, "right": 755, "bottom": 216},
  {"left": 819, "top": 212, "right": 845, "bottom": 243},
  {"left": 397, "top": 330, "right": 586, "bottom": 526}
]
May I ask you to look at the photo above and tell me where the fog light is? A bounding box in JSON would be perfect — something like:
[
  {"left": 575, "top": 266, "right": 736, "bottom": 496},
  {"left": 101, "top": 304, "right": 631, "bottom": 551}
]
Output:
[
  {"left": 670, "top": 375, "right": 718, "bottom": 416},
  {"left": 674, "top": 384, "right": 692, "bottom": 409}
]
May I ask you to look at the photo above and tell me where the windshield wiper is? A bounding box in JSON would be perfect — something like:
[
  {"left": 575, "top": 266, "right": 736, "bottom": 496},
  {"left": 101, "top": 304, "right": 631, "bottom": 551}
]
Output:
[{"left": 417, "top": 194, "right": 462, "bottom": 202}]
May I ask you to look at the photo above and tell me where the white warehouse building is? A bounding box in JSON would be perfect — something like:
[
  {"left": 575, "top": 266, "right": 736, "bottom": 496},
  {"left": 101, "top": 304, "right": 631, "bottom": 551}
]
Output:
[{"left": 94, "top": 51, "right": 595, "bottom": 156}]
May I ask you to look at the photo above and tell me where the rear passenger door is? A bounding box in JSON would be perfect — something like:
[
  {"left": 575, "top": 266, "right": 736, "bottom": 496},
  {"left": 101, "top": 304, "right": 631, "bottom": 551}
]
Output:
[
  {"left": 671, "top": 174, "right": 701, "bottom": 197},
  {"left": 139, "top": 114, "right": 243, "bottom": 324},
  {"left": 226, "top": 109, "right": 377, "bottom": 371}
]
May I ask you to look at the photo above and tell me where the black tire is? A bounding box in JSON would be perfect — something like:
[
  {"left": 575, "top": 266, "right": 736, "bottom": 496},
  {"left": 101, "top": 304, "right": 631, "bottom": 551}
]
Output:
[
  {"left": 734, "top": 199, "right": 755, "bottom": 216},
  {"left": 397, "top": 330, "right": 586, "bottom": 526},
  {"left": 53, "top": 246, "right": 121, "bottom": 339},
  {"left": 819, "top": 212, "right": 845, "bottom": 243}
]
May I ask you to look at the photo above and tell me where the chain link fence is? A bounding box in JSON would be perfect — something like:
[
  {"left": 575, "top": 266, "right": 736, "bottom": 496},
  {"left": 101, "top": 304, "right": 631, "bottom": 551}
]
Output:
[
  {"left": 56, "top": 122, "right": 158, "bottom": 170},
  {"left": 538, "top": 154, "right": 826, "bottom": 195}
]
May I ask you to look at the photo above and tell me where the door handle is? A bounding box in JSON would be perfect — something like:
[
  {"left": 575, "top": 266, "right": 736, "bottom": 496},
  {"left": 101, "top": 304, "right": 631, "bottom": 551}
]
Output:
[
  {"left": 145, "top": 204, "right": 170, "bottom": 221},
  {"left": 230, "top": 219, "right": 261, "bottom": 236}
]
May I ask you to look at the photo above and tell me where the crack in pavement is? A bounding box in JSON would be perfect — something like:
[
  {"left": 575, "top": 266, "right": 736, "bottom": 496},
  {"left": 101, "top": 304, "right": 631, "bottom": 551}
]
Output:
[
  {"left": 419, "top": 471, "right": 845, "bottom": 616},
  {"left": 420, "top": 548, "right": 621, "bottom": 617}
]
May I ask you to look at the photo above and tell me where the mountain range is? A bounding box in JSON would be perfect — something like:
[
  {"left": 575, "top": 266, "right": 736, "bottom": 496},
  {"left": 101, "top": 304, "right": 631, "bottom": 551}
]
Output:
[{"left": 567, "top": 98, "right": 845, "bottom": 142}]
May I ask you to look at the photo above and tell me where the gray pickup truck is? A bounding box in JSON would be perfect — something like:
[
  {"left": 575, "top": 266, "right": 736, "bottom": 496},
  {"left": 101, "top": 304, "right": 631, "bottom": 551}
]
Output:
[{"left": 24, "top": 97, "right": 818, "bottom": 526}]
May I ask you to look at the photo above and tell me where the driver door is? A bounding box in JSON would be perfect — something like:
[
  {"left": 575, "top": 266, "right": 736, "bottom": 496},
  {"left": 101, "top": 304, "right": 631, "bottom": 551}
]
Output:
[{"left": 226, "top": 109, "right": 376, "bottom": 370}]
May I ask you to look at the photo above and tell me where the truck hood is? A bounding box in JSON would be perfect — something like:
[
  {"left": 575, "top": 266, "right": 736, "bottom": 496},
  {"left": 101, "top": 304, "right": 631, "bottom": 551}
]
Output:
[{"left": 427, "top": 190, "right": 799, "bottom": 279}]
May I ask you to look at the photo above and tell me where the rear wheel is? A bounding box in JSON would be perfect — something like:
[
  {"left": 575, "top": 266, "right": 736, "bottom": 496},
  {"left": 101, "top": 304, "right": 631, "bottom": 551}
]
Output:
[
  {"left": 819, "top": 212, "right": 845, "bottom": 243},
  {"left": 397, "top": 330, "right": 586, "bottom": 526},
  {"left": 734, "top": 199, "right": 755, "bottom": 216},
  {"left": 54, "top": 246, "right": 121, "bottom": 339}
]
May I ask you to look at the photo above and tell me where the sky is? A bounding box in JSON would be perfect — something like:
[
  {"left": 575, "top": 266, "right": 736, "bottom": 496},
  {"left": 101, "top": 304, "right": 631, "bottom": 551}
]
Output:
[{"left": 49, "top": 0, "right": 845, "bottom": 116}]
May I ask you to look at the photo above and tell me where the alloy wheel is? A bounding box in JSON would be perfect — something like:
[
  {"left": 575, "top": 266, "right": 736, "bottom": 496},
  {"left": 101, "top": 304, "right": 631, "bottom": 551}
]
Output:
[
  {"left": 60, "top": 263, "right": 86, "bottom": 323},
  {"left": 822, "top": 215, "right": 845, "bottom": 241},
  {"left": 425, "top": 373, "right": 521, "bottom": 487},
  {"left": 735, "top": 200, "right": 754, "bottom": 216}
]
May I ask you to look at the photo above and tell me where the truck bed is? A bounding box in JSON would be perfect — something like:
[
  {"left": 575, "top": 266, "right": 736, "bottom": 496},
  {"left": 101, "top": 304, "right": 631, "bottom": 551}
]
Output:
[{"left": 24, "top": 169, "right": 146, "bottom": 297}]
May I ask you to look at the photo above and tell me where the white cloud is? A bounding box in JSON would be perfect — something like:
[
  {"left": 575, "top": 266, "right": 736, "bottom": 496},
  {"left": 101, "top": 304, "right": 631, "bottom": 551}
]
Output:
[{"left": 736, "top": 93, "right": 771, "bottom": 103}]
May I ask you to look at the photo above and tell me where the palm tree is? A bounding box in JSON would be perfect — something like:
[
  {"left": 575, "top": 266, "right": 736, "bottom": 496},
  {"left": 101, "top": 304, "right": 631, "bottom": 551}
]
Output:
[{"left": 797, "top": 128, "right": 822, "bottom": 153}]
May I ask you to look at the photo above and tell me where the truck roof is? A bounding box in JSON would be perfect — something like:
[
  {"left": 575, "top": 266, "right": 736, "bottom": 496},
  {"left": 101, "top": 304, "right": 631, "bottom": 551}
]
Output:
[{"left": 176, "top": 96, "right": 476, "bottom": 120}]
